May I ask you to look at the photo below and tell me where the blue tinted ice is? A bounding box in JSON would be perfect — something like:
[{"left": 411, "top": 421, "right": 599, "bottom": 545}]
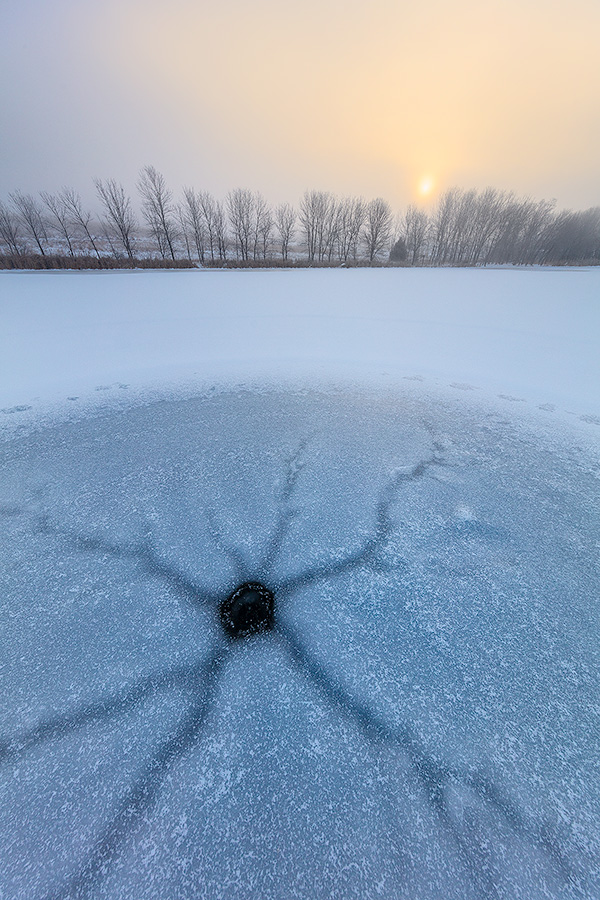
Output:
[{"left": 0, "top": 388, "right": 598, "bottom": 899}]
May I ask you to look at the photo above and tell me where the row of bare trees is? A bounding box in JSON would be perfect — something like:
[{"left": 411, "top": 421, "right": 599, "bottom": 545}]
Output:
[
  {"left": 398, "top": 188, "right": 600, "bottom": 266},
  {"left": 1, "top": 168, "right": 598, "bottom": 266}
]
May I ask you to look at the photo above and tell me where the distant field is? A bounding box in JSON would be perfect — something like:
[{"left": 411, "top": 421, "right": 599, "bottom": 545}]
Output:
[{"left": 1, "top": 267, "right": 599, "bottom": 436}]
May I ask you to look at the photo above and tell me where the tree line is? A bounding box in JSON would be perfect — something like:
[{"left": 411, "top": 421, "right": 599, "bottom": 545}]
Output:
[{"left": 1, "top": 166, "right": 598, "bottom": 267}]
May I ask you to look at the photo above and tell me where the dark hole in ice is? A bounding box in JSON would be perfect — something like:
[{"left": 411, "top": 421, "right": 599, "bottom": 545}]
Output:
[
  {"left": 219, "top": 581, "right": 275, "bottom": 638},
  {"left": 1, "top": 389, "right": 598, "bottom": 899}
]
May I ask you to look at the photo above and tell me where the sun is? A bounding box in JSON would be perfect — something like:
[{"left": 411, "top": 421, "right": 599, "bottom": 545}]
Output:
[{"left": 417, "top": 175, "right": 434, "bottom": 197}]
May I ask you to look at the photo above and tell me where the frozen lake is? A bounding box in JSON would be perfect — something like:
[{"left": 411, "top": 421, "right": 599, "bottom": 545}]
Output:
[{"left": 0, "top": 269, "right": 599, "bottom": 899}]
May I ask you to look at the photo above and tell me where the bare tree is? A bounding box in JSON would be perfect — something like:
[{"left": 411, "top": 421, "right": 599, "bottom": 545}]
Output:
[
  {"left": 446, "top": 189, "right": 477, "bottom": 264},
  {"left": 0, "top": 199, "right": 24, "bottom": 258},
  {"left": 181, "top": 188, "right": 206, "bottom": 262},
  {"left": 299, "top": 190, "right": 337, "bottom": 262},
  {"left": 430, "top": 189, "right": 461, "bottom": 265},
  {"left": 137, "top": 166, "right": 178, "bottom": 260},
  {"left": 60, "top": 188, "right": 103, "bottom": 262},
  {"left": 540, "top": 206, "right": 600, "bottom": 264},
  {"left": 176, "top": 203, "right": 193, "bottom": 260},
  {"left": 466, "top": 188, "right": 508, "bottom": 265},
  {"left": 401, "top": 204, "right": 429, "bottom": 265},
  {"left": 213, "top": 198, "right": 228, "bottom": 261},
  {"left": 226, "top": 190, "right": 273, "bottom": 261},
  {"left": 41, "top": 191, "right": 78, "bottom": 257},
  {"left": 10, "top": 191, "right": 49, "bottom": 256},
  {"left": 299, "top": 190, "right": 318, "bottom": 262},
  {"left": 227, "top": 188, "right": 254, "bottom": 261},
  {"left": 183, "top": 188, "right": 230, "bottom": 262},
  {"left": 254, "top": 193, "right": 273, "bottom": 260},
  {"left": 573, "top": 207, "right": 600, "bottom": 262},
  {"left": 198, "top": 191, "right": 228, "bottom": 261},
  {"left": 482, "top": 194, "right": 554, "bottom": 266},
  {"left": 274, "top": 203, "right": 296, "bottom": 260},
  {"left": 198, "top": 191, "right": 217, "bottom": 261},
  {"left": 337, "top": 197, "right": 366, "bottom": 262},
  {"left": 323, "top": 198, "right": 342, "bottom": 261},
  {"left": 517, "top": 198, "right": 556, "bottom": 265},
  {"left": 95, "top": 178, "right": 136, "bottom": 259},
  {"left": 485, "top": 195, "right": 525, "bottom": 264},
  {"left": 364, "top": 198, "right": 393, "bottom": 262}
]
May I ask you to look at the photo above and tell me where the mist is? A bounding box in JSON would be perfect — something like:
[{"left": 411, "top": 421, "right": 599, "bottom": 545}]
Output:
[{"left": 1, "top": 0, "right": 598, "bottom": 210}]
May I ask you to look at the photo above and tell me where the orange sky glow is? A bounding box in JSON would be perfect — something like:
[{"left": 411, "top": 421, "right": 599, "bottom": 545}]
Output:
[{"left": 1, "top": 0, "right": 598, "bottom": 211}]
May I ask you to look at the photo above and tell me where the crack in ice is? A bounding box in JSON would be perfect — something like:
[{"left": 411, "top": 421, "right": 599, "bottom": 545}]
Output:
[{"left": 0, "top": 438, "right": 585, "bottom": 899}]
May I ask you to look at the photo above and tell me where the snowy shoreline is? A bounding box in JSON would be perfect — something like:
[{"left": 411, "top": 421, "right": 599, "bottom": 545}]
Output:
[{"left": 1, "top": 267, "right": 599, "bottom": 446}]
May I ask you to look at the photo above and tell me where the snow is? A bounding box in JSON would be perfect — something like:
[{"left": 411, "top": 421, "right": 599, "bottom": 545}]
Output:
[
  {"left": 1, "top": 268, "right": 599, "bottom": 430},
  {"left": 0, "top": 268, "right": 599, "bottom": 899}
]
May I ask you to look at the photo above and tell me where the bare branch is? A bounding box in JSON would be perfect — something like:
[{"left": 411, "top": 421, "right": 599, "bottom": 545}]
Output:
[
  {"left": 137, "top": 166, "right": 178, "bottom": 260},
  {"left": 10, "top": 191, "right": 49, "bottom": 256},
  {"left": 94, "top": 178, "right": 136, "bottom": 259}
]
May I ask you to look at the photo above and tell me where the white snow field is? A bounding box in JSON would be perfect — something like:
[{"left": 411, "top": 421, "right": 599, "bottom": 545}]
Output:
[{"left": 0, "top": 268, "right": 599, "bottom": 900}]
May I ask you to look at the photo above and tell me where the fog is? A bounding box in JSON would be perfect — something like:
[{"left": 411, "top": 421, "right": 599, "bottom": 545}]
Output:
[{"left": 1, "top": 0, "right": 599, "bottom": 210}]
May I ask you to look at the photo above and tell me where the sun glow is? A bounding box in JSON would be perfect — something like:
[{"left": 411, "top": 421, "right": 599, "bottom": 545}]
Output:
[{"left": 418, "top": 175, "right": 435, "bottom": 197}]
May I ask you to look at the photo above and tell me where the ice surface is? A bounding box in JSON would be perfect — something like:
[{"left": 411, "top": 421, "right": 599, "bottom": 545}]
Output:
[
  {"left": 0, "top": 268, "right": 599, "bottom": 898},
  {"left": 1, "top": 268, "right": 600, "bottom": 430},
  {"left": 1, "top": 387, "right": 599, "bottom": 900}
]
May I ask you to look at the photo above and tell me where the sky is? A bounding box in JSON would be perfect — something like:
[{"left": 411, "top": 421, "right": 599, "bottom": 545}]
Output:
[{"left": 1, "top": 0, "right": 599, "bottom": 212}]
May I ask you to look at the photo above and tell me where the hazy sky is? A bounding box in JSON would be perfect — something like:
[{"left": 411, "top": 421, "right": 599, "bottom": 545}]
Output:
[{"left": 1, "top": 0, "right": 598, "bottom": 211}]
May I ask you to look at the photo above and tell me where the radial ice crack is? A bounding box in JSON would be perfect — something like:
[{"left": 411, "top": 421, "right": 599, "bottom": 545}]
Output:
[{"left": 0, "top": 387, "right": 598, "bottom": 900}]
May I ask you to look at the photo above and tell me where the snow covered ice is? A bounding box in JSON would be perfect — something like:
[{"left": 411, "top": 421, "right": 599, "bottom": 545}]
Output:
[{"left": 0, "top": 269, "right": 599, "bottom": 899}]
